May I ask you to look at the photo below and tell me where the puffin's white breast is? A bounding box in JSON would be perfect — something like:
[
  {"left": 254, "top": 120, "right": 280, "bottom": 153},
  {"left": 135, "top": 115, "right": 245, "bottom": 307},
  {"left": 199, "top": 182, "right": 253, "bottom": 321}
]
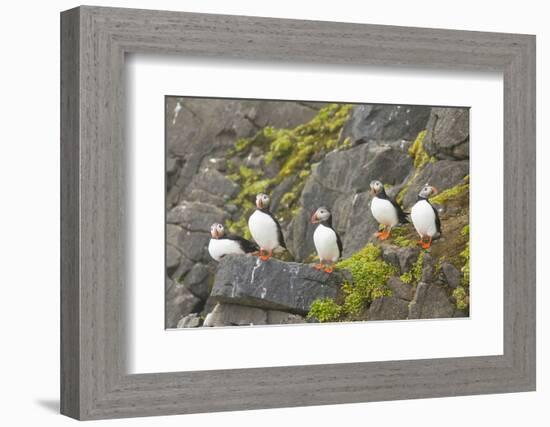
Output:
[
  {"left": 371, "top": 197, "right": 399, "bottom": 227},
  {"left": 208, "top": 238, "right": 244, "bottom": 262},
  {"left": 248, "top": 210, "right": 280, "bottom": 251},
  {"left": 313, "top": 224, "right": 340, "bottom": 263},
  {"left": 411, "top": 200, "right": 437, "bottom": 237}
]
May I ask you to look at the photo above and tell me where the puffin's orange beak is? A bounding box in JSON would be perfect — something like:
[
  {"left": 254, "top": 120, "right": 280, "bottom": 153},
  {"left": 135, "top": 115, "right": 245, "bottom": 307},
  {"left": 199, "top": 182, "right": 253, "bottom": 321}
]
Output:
[
  {"left": 211, "top": 229, "right": 218, "bottom": 239},
  {"left": 256, "top": 199, "right": 263, "bottom": 209},
  {"left": 431, "top": 186, "right": 439, "bottom": 195},
  {"left": 311, "top": 213, "right": 319, "bottom": 224}
]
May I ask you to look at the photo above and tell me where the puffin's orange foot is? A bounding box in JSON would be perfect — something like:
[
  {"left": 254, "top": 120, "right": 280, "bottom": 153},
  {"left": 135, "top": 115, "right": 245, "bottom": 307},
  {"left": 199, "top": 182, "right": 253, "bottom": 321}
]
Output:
[
  {"left": 324, "top": 266, "right": 334, "bottom": 273},
  {"left": 420, "top": 237, "right": 432, "bottom": 249},
  {"left": 314, "top": 263, "right": 324, "bottom": 270},
  {"left": 375, "top": 231, "right": 384, "bottom": 238},
  {"left": 379, "top": 230, "right": 391, "bottom": 240},
  {"left": 259, "top": 250, "right": 273, "bottom": 261}
]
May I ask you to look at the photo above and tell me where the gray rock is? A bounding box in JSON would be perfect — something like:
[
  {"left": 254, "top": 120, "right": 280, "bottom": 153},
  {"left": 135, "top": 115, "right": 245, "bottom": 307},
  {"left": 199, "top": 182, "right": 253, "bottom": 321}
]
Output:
[
  {"left": 381, "top": 244, "right": 421, "bottom": 275},
  {"left": 453, "top": 309, "right": 469, "bottom": 318},
  {"left": 166, "top": 245, "right": 182, "bottom": 270},
  {"left": 408, "top": 282, "right": 455, "bottom": 319},
  {"left": 342, "top": 193, "right": 380, "bottom": 256},
  {"left": 184, "top": 189, "right": 226, "bottom": 207},
  {"left": 340, "top": 105, "right": 431, "bottom": 146},
  {"left": 400, "top": 160, "right": 469, "bottom": 209},
  {"left": 210, "top": 255, "right": 342, "bottom": 315},
  {"left": 424, "top": 108, "right": 469, "bottom": 160},
  {"left": 166, "top": 201, "right": 227, "bottom": 232},
  {"left": 270, "top": 176, "right": 297, "bottom": 213},
  {"left": 166, "top": 278, "right": 202, "bottom": 328},
  {"left": 176, "top": 230, "right": 210, "bottom": 262},
  {"left": 368, "top": 296, "right": 409, "bottom": 320},
  {"left": 386, "top": 276, "right": 415, "bottom": 301},
  {"left": 203, "top": 303, "right": 268, "bottom": 327},
  {"left": 185, "top": 168, "right": 239, "bottom": 200},
  {"left": 316, "top": 144, "right": 413, "bottom": 193},
  {"left": 177, "top": 313, "right": 202, "bottom": 328},
  {"left": 167, "top": 224, "right": 182, "bottom": 247},
  {"left": 166, "top": 156, "right": 179, "bottom": 174},
  {"left": 183, "top": 263, "right": 212, "bottom": 300},
  {"left": 421, "top": 253, "right": 436, "bottom": 283},
  {"left": 206, "top": 157, "right": 227, "bottom": 172},
  {"left": 171, "top": 256, "right": 194, "bottom": 282},
  {"left": 267, "top": 310, "right": 306, "bottom": 325},
  {"left": 166, "top": 98, "right": 321, "bottom": 208},
  {"left": 440, "top": 262, "right": 462, "bottom": 288}
]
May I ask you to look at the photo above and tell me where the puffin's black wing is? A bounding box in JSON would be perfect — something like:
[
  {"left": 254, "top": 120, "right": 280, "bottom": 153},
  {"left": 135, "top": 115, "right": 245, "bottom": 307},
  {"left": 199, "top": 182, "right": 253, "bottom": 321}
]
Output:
[
  {"left": 263, "top": 209, "right": 287, "bottom": 249},
  {"left": 390, "top": 198, "right": 409, "bottom": 224},
  {"left": 226, "top": 234, "right": 259, "bottom": 253},
  {"left": 430, "top": 203, "right": 442, "bottom": 235},
  {"left": 335, "top": 230, "right": 343, "bottom": 259}
]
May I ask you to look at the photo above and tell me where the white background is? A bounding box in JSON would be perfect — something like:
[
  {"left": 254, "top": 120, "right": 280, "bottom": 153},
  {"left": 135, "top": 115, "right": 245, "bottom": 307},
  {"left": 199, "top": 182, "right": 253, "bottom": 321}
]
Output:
[
  {"left": 129, "top": 58, "right": 503, "bottom": 373},
  {"left": 0, "top": 0, "right": 547, "bottom": 426}
]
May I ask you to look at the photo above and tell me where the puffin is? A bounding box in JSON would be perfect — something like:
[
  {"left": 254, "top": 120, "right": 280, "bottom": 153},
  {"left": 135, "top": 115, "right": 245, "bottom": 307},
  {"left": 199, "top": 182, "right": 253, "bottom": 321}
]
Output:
[
  {"left": 208, "top": 223, "right": 259, "bottom": 262},
  {"left": 311, "top": 207, "right": 343, "bottom": 273},
  {"left": 248, "top": 193, "right": 287, "bottom": 261},
  {"left": 410, "top": 185, "right": 441, "bottom": 249},
  {"left": 369, "top": 180, "right": 408, "bottom": 240}
]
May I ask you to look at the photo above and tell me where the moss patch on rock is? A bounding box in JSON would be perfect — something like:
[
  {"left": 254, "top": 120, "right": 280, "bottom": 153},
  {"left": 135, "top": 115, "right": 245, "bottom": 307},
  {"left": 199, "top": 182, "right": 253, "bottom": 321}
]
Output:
[
  {"left": 307, "top": 244, "right": 397, "bottom": 322},
  {"left": 307, "top": 298, "right": 342, "bottom": 323},
  {"left": 408, "top": 130, "right": 430, "bottom": 169},
  {"left": 400, "top": 251, "right": 425, "bottom": 285},
  {"left": 431, "top": 175, "right": 469, "bottom": 205},
  {"left": 225, "top": 104, "right": 353, "bottom": 238}
]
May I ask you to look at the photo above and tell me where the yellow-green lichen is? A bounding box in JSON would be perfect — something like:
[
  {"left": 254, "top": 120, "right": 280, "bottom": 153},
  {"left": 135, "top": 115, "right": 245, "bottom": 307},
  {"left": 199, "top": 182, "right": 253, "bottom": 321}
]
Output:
[
  {"left": 390, "top": 226, "right": 416, "bottom": 248},
  {"left": 408, "top": 130, "right": 430, "bottom": 169},
  {"left": 306, "top": 244, "right": 397, "bottom": 322},
  {"left": 400, "top": 251, "right": 425, "bottom": 285},
  {"left": 430, "top": 176, "right": 470, "bottom": 205},
  {"left": 336, "top": 244, "right": 396, "bottom": 317},
  {"left": 460, "top": 242, "right": 470, "bottom": 285},
  {"left": 453, "top": 286, "right": 468, "bottom": 310},
  {"left": 225, "top": 103, "right": 353, "bottom": 238},
  {"left": 307, "top": 298, "right": 343, "bottom": 323}
]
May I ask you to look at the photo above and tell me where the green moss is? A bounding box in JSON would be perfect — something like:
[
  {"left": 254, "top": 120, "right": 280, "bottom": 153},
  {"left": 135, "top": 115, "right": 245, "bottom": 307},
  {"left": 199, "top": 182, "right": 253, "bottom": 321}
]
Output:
[
  {"left": 408, "top": 130, "right": 429, "bottom": 169},
  {"left": 461, "top": 224, "right": 470, "bottom": 237},
  {"left": 430, "top": 176, "right": 470, "bottom": 205},
  {"left": 336, "top": 244, "right": 397, "bottom": 317},
  {"left": 453, "top": 286, "right": 468, "bottom": 310},
  {"left": 307, "top": 298, "right": 343, "bottom": 323},
  {"left": 225, "top": 104, "right": 353, "bottom": 238},
  {"left": 390, "top": 226, "right": 416, "bottom": 248},
  {"left": 400, "top": 251, "right": 424, "bottom": 285},
  {"left": 307, "top": 244, "right": 397, "bottom": 321},
  {"left": 460, "top": 242, "right": 470, "bottom": 285}
]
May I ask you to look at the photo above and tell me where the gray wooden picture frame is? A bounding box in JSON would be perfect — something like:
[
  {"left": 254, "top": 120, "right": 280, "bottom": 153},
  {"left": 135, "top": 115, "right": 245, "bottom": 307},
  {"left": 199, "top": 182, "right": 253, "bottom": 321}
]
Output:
[{"left": 60, "top": 5, "right": 536, "bottom": 421}]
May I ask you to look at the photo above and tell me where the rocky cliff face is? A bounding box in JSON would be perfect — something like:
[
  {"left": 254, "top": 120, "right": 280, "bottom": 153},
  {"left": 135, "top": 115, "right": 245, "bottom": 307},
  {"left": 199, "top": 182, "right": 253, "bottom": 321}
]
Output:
[{"left": 166, "top": 98, "right": 470, "bottom": 328}]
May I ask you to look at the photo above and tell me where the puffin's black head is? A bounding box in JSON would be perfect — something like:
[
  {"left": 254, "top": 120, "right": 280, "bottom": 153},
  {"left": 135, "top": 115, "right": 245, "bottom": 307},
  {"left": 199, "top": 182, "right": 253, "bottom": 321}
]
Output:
[
  {"left": 210, "top": 223, "right": 225, "bottom": 239},
  {"left": 369, "top": 180, "right": 385, "bottom": 196},
  {"left": 255, "top": 193, "right": 270, "bottom": 210},
  {"left": 418, "top": 184, "right": 438, "bottom": 199},
  {"left": 311, "top": 206, "right": 332, "bottom": 224}
]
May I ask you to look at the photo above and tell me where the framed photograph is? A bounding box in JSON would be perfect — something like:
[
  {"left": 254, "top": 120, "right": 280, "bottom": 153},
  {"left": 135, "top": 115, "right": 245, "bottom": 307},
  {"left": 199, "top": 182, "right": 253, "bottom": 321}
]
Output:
[{"left": 61, "top": 6, "right": 535, "bottom": 420}]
